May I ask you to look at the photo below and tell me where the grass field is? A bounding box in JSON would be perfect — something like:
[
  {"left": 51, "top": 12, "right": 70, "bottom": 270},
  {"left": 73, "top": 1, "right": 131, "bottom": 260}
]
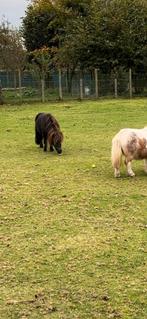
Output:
[{"left": 0, "top": 99, "right": 147, "bottom": 319}]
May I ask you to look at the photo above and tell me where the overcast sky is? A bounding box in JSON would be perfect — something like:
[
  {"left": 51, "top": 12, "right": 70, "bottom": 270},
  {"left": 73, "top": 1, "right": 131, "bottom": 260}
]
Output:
[{"left": 0, "top": 0, "right": 30, "bottom": 28}]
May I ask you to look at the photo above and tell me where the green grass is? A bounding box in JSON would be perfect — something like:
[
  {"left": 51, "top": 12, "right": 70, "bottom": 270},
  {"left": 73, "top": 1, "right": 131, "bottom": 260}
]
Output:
[{"left": 0, "top": 99, "right": 147, "bottom": 319}]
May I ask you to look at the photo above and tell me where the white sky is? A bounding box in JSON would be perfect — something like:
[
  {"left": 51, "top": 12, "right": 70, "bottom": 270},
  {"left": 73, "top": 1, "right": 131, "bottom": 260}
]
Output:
[{"left": 0, "top": 0, "right": 30, "bottom": 28}]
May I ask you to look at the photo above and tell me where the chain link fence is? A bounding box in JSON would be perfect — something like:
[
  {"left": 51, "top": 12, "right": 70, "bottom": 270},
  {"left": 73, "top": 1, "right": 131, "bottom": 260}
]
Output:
[{"left": 0, "top": 68, "right": 147, "bottom": 104}]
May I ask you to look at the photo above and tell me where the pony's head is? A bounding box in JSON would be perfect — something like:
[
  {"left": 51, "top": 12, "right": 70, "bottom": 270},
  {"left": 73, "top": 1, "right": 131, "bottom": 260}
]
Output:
[{"left": 49, "top": 131, "right": 63, "bottom": 155}]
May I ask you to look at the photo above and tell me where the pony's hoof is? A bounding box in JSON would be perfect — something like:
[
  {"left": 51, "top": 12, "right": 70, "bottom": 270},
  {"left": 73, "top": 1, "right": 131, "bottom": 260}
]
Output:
[
  {"left": 115, "top": 173, "right": 121, "bottom": 178},
  {"left": 127, "top": 172, "right": 135, "bottom": 177}
]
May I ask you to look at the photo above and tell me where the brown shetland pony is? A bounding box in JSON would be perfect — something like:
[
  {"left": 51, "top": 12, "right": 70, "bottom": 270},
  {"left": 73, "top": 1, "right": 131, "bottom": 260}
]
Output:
[{"left": 35, "top": 113, "right": 63, "bottom": 154}]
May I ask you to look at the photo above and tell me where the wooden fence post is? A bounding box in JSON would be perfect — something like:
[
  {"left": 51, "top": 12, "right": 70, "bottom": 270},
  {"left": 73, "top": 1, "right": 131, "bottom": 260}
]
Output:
[
  {"left": 80, "top": 71, "right": 83, "bottom": 100},
  {"left": 59, "top": 69, "right": 63, "bottom": 100},
  {"left": 94, "top": 68, "right": 99, "bottom": 98},
  {"left": 18, "top": 69, "right": 22, "bottom": 102},
  {"left": 14, "top": 71, "right": 17, "bottom": 90},
  {"left": 41, "top": 77, "right": 45, "bottom": 103},
  {"left": 0, "top": 80, "right": 4, "bottom": 105},
  {"left": 114, "top": 78, "right": 118, "bottom": 98},
  {"left": 129, "top": 68, "right": 132, "bottom": 98}
]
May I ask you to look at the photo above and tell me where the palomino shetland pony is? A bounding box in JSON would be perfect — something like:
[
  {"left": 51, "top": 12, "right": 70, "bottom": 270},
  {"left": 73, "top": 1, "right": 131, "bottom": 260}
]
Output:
[
  {"left": 35, "top": 113, "right": 63, "bottom": 154},
  {"left": 111, "top": 127, "right": 147, "bottom": 177}
]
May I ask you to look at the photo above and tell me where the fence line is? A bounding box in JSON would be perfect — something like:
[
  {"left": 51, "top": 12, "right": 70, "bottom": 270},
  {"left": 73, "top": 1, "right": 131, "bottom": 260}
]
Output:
[{"left": 0, "top": 68, "right": 147, "bottom": 104}]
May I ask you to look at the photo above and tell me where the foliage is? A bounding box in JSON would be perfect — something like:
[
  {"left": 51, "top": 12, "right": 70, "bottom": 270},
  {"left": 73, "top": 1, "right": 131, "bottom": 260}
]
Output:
[
  {"left": 27, "top": 46, "right": 57, "bottom": 79},
  {"left": 22, "top": 0, "right": 147, "bottom": 72},
  {"left": 0, "top": 19, "right": 26, "bottom": 72},
  {"left": 98, "top": 0, "right": 147, "bottom": 70},
  {"left": 22, "top": 1, "right": 62, "bottom": 51}
]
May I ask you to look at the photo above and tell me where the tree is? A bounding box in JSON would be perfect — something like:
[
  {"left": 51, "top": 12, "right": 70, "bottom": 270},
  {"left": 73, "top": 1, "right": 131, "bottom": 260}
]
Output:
[
  {"left": 0, "top": 19, "right": 26, "bottom": 99},
  {"left": 0, "top": 20, "right": 26, "bottom": 71},
  {"left": 98, "top": 0, "right": 147, "bottom": 70},
  {"left": 27, "top": 46, "right": 57, "bottom": 101},
  {"left": 22, "top": 0, "right": 147, "bottom": 73},
  {"left": 22, "top": 0, "right": 62, "bottom": 51}
]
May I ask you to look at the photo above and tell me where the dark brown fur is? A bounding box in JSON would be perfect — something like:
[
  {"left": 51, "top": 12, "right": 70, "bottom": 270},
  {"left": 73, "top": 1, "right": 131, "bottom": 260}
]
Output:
[{"left": 35, "top": 113, "right": 63, "bottom": 154}]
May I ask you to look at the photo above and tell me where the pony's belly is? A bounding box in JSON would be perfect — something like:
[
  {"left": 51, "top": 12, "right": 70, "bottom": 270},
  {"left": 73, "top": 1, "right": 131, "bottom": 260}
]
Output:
[{"left": 134, "top": 149, "right": 147, "bottom": 160}]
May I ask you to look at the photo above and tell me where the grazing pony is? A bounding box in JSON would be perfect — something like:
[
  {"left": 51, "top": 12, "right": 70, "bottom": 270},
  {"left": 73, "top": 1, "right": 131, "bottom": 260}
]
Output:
[
  {"left": 111, "top": 127, "right": 147, "bottom": 177},
  {"left": 35, "top": 112, "right": 63, "bottom": 154}
]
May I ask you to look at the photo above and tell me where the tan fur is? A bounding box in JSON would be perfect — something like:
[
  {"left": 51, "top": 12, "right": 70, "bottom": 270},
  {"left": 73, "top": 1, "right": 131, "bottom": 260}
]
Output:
[{"left": 111, "top": 137, "right": 122, "bottom": 169}]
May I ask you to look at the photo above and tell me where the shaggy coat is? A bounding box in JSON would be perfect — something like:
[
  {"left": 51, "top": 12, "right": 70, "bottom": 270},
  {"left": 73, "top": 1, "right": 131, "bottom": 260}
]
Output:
[
  {"left": 35, "top": 112, "right": 63, "bottom": 154},
  {"left": 111, "top": 127, "right": 147, "bottom": 177}
]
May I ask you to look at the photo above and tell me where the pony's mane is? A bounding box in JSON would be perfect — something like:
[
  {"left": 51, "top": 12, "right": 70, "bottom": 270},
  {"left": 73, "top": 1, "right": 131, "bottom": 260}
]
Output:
[
  {"left": 45, "top": 113, "right": 63, "bottom": 145},
  {"left": 46, "top": 113, "right": 60, "bottom": 131},
  {"left": 48, "top": 126, "right": 63, "bottom": 145}
]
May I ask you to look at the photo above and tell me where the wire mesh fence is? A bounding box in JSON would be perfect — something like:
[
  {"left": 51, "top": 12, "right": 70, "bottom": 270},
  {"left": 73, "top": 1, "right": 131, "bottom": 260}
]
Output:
[{"left": 0, "top": 68, "right": 147, "bottom": 104}]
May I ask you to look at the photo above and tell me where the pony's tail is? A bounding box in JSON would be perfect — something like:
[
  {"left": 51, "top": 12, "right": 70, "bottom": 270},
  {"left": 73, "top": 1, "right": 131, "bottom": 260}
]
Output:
[{"left": 111, "top": 136, "right": 122, "bottom": 169}]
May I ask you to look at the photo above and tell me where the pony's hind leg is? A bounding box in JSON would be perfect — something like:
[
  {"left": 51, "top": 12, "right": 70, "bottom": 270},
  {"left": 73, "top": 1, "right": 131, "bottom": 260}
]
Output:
[
  {"left": 111, "top": 137, "right": 122, "bottom": 177},
  {"left": 114, "top": 167, "right": 121, "bottom": 178},
  {"left": 124, "top": 158, "right": 135, "bottom": 177},
  {"left": 112, "top": 152, "right": 121, "bottom": 177}
]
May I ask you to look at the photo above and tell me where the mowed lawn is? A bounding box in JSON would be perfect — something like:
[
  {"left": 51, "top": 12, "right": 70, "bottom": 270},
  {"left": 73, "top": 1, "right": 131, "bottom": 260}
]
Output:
[{"left": 0, "top": 99, "right": 147, "bottom": 319}]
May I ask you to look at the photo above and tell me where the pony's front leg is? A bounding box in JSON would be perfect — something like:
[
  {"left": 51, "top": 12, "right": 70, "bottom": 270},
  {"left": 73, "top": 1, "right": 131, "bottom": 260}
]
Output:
[
  {"left": 40, "top": 140, "right": 43, "bottom": 148},
  {"left": 43, "top": 137, "right": 47, "bottom": 152},
  {"left": 144, "top": 159, "right": 147, "bottom": 173},
  {"left": 50, "top": 145, "right": 54, "bottom": 152},
  {"left": 125, "top": 161, "right": 135, "bottom": 177}
]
